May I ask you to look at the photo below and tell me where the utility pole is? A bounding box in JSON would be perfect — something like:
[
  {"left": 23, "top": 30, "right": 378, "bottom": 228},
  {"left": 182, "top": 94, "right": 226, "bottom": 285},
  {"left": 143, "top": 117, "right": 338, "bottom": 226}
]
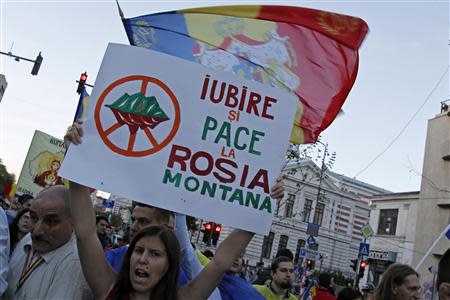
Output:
[{"left": 0, "top": 50, "right": 43, "bottom": 75}]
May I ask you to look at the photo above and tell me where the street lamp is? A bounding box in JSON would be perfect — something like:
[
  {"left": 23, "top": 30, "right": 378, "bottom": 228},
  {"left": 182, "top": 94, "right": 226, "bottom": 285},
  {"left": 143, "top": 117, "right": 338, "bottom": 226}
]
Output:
[{"left": 0, "top": 50, "right": 43, "bottom": 75}]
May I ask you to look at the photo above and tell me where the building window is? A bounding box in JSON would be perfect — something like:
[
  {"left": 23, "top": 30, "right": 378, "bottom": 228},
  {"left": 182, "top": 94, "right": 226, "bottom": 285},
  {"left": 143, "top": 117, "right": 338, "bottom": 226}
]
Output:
[
  {"left": 377, "top": 209, "right": 398, "bottom": 235},
  {"left": 313, "top": 202, "right": 325, "bottom": 226},
  {"left": 294, "top": 239, "right": 306, "bottom": 264},
  {"left": 277, "top": 235, "right": 289, "bottom": 253},
  {"left": 261, "top": 232, "right": 275, "bottom": 259},
  {"left": 285, "top": 194, "right": 295, "bottom": 218},
  {"left": 302, "top": 199, "right": 313, "bottom": 222}
]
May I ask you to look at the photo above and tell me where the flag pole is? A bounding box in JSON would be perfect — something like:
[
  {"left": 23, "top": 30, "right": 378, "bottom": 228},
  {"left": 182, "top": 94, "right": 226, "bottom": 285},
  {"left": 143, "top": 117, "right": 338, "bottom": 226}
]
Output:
[
  {"left": 415, "top": 223, "right": 450, "bottom": 271},
  {"left": 116, "top": 0, "right": 125, "bottom": 19}
]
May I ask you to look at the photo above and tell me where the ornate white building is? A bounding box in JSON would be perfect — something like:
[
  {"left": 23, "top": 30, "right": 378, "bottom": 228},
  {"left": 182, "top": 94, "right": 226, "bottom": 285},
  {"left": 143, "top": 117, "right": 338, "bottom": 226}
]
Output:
[{"left": 209, "top": 159, "right": 388, "bottom": 276}]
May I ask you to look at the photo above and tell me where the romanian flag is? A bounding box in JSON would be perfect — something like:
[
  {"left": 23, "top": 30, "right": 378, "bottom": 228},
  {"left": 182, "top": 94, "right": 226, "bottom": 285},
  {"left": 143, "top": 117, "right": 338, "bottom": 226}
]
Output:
[
  {"left": 122, "top": 5, "right": 368, "bottom": 144},
  {"left": 302, "top": 278, "right": 316, "bottom": 300},
  {"left": 73, "top": 87, "right": 91, "bottom": 123}
]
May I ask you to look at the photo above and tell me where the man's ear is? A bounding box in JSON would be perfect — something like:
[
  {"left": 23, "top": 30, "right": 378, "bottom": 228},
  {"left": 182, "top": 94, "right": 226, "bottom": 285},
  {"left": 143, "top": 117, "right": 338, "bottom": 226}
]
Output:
[{"left": 392, "top": 286, "right": 398, "bottom": 295}]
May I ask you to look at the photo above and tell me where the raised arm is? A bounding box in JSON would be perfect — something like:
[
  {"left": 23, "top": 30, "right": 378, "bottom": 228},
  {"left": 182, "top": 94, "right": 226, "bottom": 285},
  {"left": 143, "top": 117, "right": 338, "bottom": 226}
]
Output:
[
  {"left": 174, "top": 214, "right": 223, "bottom": 300},
  {"left": 65, "top": 123, "right": 116, "bottom": 299},
  {"left": 180, "top": 228, "right": 254, "bottom": 300},
  {"left": 179, "top": 177, "right": 285, "bottom": 300}
]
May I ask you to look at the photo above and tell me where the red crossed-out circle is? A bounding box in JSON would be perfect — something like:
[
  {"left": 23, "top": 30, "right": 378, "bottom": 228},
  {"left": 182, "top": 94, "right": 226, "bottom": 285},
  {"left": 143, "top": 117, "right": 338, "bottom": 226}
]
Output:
[{"left": 94, "top": 75, "right": 180, "bottom": 157}]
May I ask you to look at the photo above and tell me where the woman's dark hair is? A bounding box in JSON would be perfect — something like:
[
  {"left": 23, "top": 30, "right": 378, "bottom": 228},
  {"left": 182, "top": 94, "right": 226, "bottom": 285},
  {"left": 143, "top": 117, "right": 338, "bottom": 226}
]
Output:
[
  {"left": 9, "top": 208, "right": 31, "bottom": 249},
  {"left": 437, "top": 248, "right": 450, "bottom": 289},
  {"left": 374, "top": 263, "right": 419, "bottom": 300},
  {"left": 337, "top": 287, "right": 363, "bottom": 300},
  {"left": 115, "top": 225, "right": 180, "bottom": 300}
]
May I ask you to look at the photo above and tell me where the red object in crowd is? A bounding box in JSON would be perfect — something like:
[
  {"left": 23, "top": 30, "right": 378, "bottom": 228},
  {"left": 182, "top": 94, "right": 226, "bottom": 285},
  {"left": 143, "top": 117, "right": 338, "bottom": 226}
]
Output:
[
  {"left": 2, "top": 183, "right": 12, "bottom": 197},
  {"left": 313, "top": 287, "right": 337, "bottom": 300}
]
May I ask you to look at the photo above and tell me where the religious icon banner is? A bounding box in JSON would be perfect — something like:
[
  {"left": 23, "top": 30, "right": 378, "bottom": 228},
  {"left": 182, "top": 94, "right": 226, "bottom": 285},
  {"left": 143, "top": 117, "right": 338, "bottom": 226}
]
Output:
[{"left": 16, "top": 130, "right": 66, "bottom": 197}]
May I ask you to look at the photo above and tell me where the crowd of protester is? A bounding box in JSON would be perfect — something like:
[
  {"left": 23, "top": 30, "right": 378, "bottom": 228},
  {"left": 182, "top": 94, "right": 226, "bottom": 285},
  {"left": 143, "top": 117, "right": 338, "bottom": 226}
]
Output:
[{"left": 0, "top": 122, "right": 449, "bottom": 299}]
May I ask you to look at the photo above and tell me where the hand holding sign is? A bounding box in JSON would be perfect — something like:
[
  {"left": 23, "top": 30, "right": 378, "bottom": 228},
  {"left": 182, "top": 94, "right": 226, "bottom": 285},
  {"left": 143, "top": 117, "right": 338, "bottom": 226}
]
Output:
[{"left": 60, "top": 43, "right": 296, "bottom": 234}]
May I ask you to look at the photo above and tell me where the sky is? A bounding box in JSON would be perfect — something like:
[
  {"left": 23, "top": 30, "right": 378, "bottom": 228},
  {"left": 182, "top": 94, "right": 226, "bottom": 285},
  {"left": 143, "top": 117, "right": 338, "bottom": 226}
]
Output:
[{"left": 0, "top": 0, "right": 448, "bottom": 193}]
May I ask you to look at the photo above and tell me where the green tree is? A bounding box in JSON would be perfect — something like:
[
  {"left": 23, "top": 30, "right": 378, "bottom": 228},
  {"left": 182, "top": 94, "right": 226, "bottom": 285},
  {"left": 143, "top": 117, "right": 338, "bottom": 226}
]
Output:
[
  {"left": 109, "top": 212, "right": 124, "bottom": 228},
  {"left": 0, "top": 159, "right": 15, "bottom": 196}
]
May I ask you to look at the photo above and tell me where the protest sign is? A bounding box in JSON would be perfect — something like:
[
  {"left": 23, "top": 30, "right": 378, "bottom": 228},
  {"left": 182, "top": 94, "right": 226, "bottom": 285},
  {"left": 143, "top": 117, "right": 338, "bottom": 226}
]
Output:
[
  {"left": 60, "top": 43, "right": 296, "bottom": 234},
  {"left": 16, "top": 130, "right": 66, "bottom": 197}
]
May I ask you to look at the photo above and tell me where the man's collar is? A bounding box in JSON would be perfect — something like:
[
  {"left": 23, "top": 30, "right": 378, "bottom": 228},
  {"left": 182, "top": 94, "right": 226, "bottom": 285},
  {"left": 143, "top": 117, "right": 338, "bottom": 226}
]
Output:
[{"left": 268, "top": 281, "right": 291, "bottom": 299}]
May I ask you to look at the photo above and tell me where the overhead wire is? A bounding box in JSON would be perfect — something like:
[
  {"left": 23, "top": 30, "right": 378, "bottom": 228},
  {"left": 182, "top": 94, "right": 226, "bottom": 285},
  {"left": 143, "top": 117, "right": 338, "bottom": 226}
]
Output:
[{"left": 355, "top": 66, "right": 449, "bottom": 177}]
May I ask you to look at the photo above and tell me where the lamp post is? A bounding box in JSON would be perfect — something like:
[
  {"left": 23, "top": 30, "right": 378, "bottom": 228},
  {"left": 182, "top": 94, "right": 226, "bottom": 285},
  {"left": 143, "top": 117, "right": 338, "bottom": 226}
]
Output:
[{"left": 0, "top": 50, "right": 43, "bottom": 75}]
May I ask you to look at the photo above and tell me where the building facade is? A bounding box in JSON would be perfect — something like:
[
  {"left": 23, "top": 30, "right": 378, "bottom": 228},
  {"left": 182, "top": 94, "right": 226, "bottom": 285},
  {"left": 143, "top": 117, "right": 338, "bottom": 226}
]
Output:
[
  {"left": 412, "top": 111, "right": 450, "bottom": 284},
  {"left": 209, "top": 159, "right": 388, "bottom": 277},
  {"left": 366, "top": 191, "right": 419, "bottom": 286}
]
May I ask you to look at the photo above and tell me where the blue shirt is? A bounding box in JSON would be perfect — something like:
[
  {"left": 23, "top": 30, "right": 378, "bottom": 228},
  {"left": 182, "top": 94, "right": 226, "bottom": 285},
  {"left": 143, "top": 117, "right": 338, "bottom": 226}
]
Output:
[
  {"left": 0, "top": 207, "right": 9, "bottom": 294},
  {"left": 219, "top": 273, "right": 265, "bottom": 300}
]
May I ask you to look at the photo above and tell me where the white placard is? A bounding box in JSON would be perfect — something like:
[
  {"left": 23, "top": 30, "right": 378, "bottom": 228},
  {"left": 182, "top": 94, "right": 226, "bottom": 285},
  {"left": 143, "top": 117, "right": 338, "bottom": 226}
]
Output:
[{"left": 60, "top": 43, "right": 297, "bottom": 234}]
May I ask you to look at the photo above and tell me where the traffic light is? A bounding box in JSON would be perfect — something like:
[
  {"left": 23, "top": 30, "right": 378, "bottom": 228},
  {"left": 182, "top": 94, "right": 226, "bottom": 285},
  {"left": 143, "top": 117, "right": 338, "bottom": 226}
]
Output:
[
  {"left": 359, "top": 260, "right": 368, "bottom": 278},
  {"left": 77, "top": 72, "right": 88, "bottom": 94},
  {"left": 202, "top": 222, "right": 213, "bottom": 245},
  {"left": 31, "top": 52, "right": 43, "bottom": 75},
  {"left": 350, "top": 259, "right": 358, "bottom": 272},
  {"left": 305, "top": 259, "right": 315, "bottom": 270},
  {"left": 212, "top": 224, "right": 221, "bottom": 246}
]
